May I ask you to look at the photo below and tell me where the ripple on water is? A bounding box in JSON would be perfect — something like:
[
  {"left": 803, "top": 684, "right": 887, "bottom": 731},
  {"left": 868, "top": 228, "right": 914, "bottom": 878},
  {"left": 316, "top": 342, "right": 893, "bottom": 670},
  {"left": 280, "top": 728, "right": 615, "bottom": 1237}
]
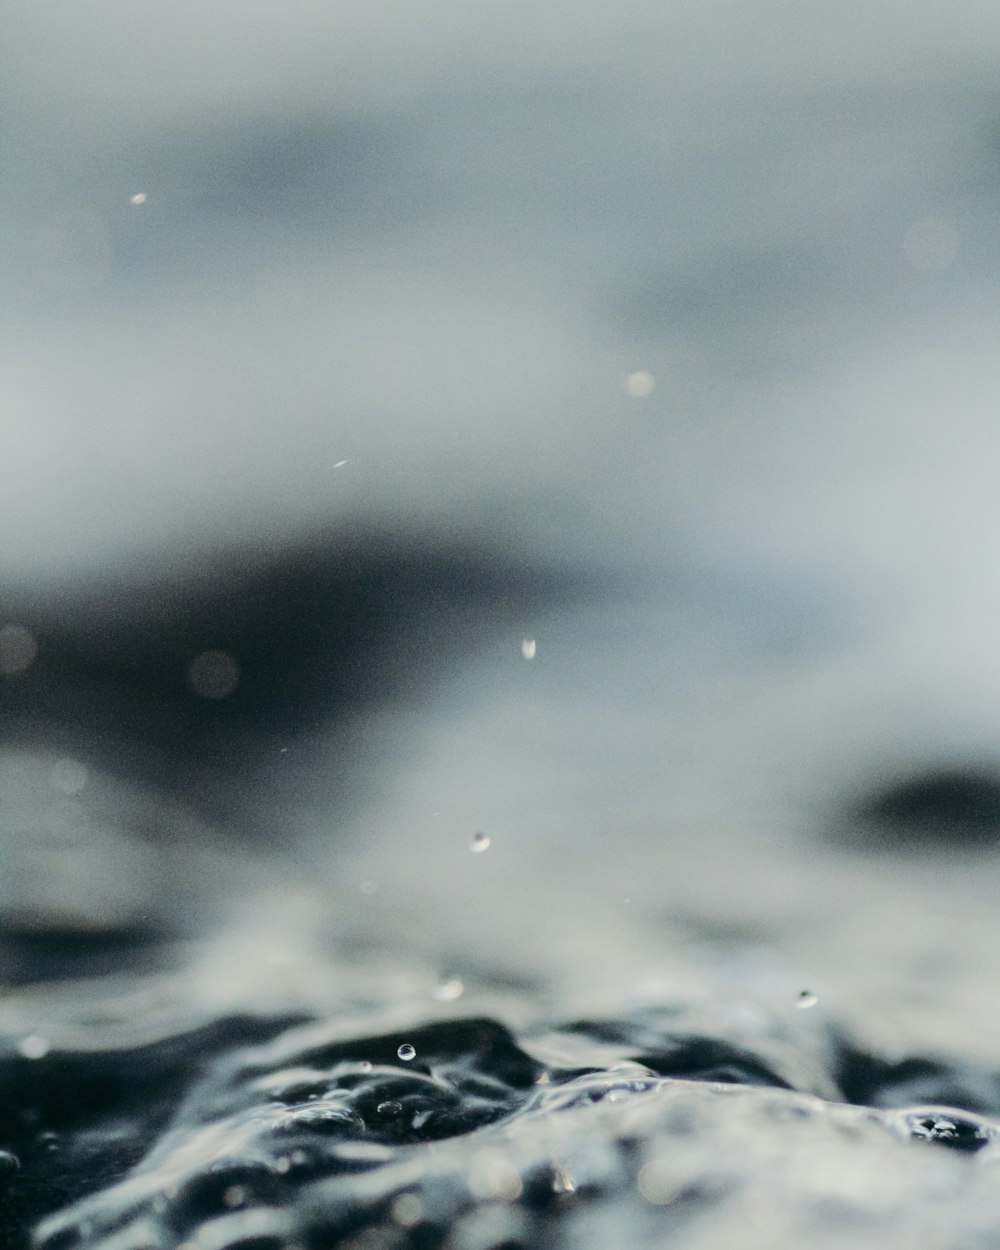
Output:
[{"left": 9, "top": 996, "right": 1000, "bottom": 1250}]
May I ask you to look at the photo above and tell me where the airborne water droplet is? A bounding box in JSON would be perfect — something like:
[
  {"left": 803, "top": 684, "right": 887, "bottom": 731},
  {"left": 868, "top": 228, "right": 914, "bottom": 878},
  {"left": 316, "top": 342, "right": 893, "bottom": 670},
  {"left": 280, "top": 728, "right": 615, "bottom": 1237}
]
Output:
[
  {"left": 470, "top": 832, "right": 491, "bottom": 853},
  {"left": 432, "top": 978, "right": 464, "bottom": 1002},
  {"left": 796, "top": 991, "right": 818, "bottom": 1009},
  {"left": 625, "top": 370, "right": 655, "bottom": 398},
  {"left": 18, "top": 1035, "right": 51, "bottom": 1060},
  {"left": 397, "top": 1044, "right": 416, "bottom": 1062},
  {"left": 391, "top": 1193, "right": 423, "bottom": 1226},
  {"left": 521, "top": 638, "right": 537, "bottom": 660}
]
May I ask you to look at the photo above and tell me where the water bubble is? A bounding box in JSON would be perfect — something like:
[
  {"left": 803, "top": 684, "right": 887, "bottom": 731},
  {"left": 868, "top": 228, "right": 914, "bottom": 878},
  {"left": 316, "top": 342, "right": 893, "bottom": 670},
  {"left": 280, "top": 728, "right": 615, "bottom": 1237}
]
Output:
[
  {"left": 432, "top": 978, "right": 465, "bottom": 1002},
  {"left": 397, "top": 1044, "right": 416, "bottom": 1062},
  {"left": 521, "top": 638, "right": 537, "bottom": 660},
  {"left": 0, "top": 624, "right": 38, "bottom": 675},
  {"left": 470, "top": 832, "right": 491, "bottom": 853},
  {"left": 187, "top": 650, "right": 240, "bottom": 700},
  {"left": 18, "top": 1035, "right": 51, "bottom": 1060},
  {"left": 129, "top": 192, "right": 148, "bottom": 205},
  {"left": 377, "top": 1100, "right": 403, "bottom": 1117},
  {"left": 796, "top": 991, "right": 818, "bottom": 1009},
  {"left": 625, "top": 370, "right": 655, "bottom": 398}
]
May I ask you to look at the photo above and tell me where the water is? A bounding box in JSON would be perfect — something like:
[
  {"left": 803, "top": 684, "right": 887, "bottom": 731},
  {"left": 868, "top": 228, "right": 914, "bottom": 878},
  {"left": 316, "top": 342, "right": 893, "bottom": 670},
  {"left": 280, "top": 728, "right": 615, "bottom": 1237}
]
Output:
[
  {"left": 6, "top": 1, "right": 1000, "bottom": 1246},
  {"left": 7, "top": 956, "right": 1000, "bottom": 1250}
]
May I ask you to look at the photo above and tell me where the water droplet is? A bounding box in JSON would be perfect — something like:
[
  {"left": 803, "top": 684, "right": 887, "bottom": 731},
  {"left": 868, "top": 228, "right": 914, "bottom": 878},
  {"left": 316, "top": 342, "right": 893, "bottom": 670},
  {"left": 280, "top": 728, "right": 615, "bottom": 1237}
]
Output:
[
  {"left": 187, "top": 650, "right": 240, "bottom": 700},
  {"left": 390, "top": 1193, "right": 423, "bottom": 1226},
  {"left": 469, "top": 1154, "right": 524, "bottom": 1201},
  {"left": 521, "top": 638, "right": 537, "bottom": 660},
  {"left": 552, "top": 1162, "right": 576, "bottom": 1194},
  {"left": 357, "top": 1060, "right": 373, "bottom": 1072},
  {"left": 796, "top": 991, "right": 818, "bottom": 1009},
  {"left": 470, "top": 832, "right": 491, "bottom": 853},
  {"left": 129, "top": 192, "right": 148, "bottom": 205},
  {"left": 894, "top": 1107, "right": 994, "bottom": 1152},
  {"left": 397, "top": 1043, "right": 416, "bottom": 1062},
  {"left": 377, "top": 1100, "right": 403, "bottom": 1117},
  {"left": 625, "top": 370, "right": 655, "bottom": 398},
  {"left": 432, "top": 978, "right": 464, "bottom": 1002},
  {"left": 18, "top": 1035, "right": 51, "bottom": 1060},
  {"left": 637, "top": 1159, "right": 681, "bottom": 1205},
  {"left": 0, "top": 624, "right": 38, "bottom": 675},
  {"left": 333, "top": 459, "right": 348, "bottom": 468},
  {"left": 222, "top": 1184, "right": 250, "bottom": 1208},
  {"left": 49, "top": 758, "right": 88, "bottom": 795}
]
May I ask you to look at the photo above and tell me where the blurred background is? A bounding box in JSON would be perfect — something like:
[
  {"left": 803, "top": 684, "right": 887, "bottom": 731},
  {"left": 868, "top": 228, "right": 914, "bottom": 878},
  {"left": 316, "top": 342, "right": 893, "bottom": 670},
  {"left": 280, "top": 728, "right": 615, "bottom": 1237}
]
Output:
[{"left": 4, "top": 1, "right": 1000, "bottom": 1056}]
